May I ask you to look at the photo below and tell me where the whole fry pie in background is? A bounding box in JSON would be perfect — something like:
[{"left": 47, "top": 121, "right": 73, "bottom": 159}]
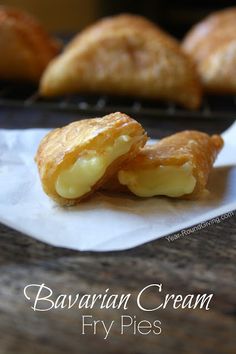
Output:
[
  {"left": 104, "top": 131, "right": 224, "bottom": 199},
  {"left": 35, "top": 112, "right": 147, "bottom": 206},
  {"left": 0, "top": 6, "right": 60, "bottom": 82},
  {"left": 40, "top": 14, "right": 201, "bottom": 109},
  {"left": 182, "top": 7, "right": 236, "bottom": 93}
]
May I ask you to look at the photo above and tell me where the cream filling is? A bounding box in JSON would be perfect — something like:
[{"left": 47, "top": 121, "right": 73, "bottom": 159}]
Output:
[
  {"left": 56, "top": 135, "right": 133, "bottom": 199},
  {"left": 118, "top": 162, "right": 196, "bottom": 197}
]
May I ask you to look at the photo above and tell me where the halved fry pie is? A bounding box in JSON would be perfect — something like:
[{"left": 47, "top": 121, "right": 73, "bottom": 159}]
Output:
[
  {"left": 35, "top": 112, "right": 147, "bottom": 205},
  {"left": 40, "top": 14, "right": 201, "bottom": 109},
  {"left": 105, "top": 131, "right": 223, "bottom": 198}
]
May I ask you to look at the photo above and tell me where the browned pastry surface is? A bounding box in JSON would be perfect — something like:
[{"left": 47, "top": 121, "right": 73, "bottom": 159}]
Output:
[
  {"left": 0, "top": 6, "right": 60, "bottom": 82},
  {"left": 35, "top": 112, "right": 147, "bottom": 206},
  {"left": 104, "top": 130, "right": 224, "bottom": 198},
  {"left": 182, "top": 7, "right": 236, "bottom": 93},
  {"left": 40, "top": 14, "right": 201, "bottom": 109}
]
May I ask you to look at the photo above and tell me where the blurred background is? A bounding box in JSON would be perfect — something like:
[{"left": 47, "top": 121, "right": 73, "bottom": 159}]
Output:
[
  {"left": 1, "top": 0, "right": 236, "bottom": 134},
  {"left": 2, "top": 0, "right": 236, "bottom": 37}
]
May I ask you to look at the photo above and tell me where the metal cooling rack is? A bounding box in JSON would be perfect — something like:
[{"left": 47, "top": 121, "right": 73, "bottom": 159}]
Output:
[{"left": 0, "top": 81, "right": 236, "bottom": 121}]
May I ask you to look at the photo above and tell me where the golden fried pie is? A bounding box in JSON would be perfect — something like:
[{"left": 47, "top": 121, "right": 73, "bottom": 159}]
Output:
[
  {"left": 0, "top": 6, "right": 60, "bottom": 82},
  {"left": 35, "top": 112, "right": 147, "bottom": 205},
  {"left": 40, "top": 14, "right": 201, "bottom": 109},
  {"left": 105, "top": 131, "right": 223, "bottom": 198},
  {"left": 182, "top": 7, "right": 236, "bottom": 93}
]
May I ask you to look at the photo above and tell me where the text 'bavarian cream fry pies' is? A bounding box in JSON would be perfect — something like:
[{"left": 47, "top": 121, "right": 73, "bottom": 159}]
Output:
[
  {"left": 104, "top": 131, "right": 224, "bottom": 199},
  {"left": 35, "top": 112, "right": 147, "bottom": 206},
  {"left": 40, "top": 14, "right": 201, "bottom": 109}
]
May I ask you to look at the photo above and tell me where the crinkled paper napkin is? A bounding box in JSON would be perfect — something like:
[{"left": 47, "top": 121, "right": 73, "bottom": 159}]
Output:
[{"left": 0, "top": 122, "right": 236, "bottom": 251}]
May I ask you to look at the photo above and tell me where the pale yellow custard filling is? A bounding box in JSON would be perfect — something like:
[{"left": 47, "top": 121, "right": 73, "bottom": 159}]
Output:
[
  {"left": 118, "top": 162, "right": 196, "bottom": 197},
  {"left": 55, "top": 135, "right": 133, "bottom": 199}
]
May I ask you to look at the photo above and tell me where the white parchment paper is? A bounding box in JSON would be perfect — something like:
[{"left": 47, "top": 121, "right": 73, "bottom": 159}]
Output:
[{"left": 0, "top": 122, "right": 236, "bottom": 251}]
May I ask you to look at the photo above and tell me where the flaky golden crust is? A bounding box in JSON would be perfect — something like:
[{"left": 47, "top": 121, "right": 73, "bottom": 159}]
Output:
[
  {"left": 0, "top": 6, "right": 60, "bottom": 82},
  {"left": 104, "top": 130, "right": 224, "bottom": 198},
  {"left": 182, "top": 7, "right": 236, "bottom": 93},
  {"left": 40, "top": 14, "right": 201, "bottom": 109},
  {"left": 35, "top": 112, "right": 147, "bottom": 205}
]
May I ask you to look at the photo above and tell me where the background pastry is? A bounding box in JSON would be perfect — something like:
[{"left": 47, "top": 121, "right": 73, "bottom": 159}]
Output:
[
  {"left": 35, "top": 112, "right": 147, "bottom": 206},
  {"left": 104, "top": 130, "right": 223, "bottom": 199},
  {"left": 0, "top": 6, "right": 60, "bottom": 82},
  {"left": 40, "top": 14, "right": 201, "bottom": 109},
  {"left": 182, "top": 7, "right": 236, "bottom": 93}
]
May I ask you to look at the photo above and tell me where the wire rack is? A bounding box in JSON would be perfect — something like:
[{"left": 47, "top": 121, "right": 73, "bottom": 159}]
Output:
[
  {"left": 1, "top": 81, "right": 236, "bottom": 119},
  {"left": 0, "top": 81, "right": 235, "bottom": 137}
]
